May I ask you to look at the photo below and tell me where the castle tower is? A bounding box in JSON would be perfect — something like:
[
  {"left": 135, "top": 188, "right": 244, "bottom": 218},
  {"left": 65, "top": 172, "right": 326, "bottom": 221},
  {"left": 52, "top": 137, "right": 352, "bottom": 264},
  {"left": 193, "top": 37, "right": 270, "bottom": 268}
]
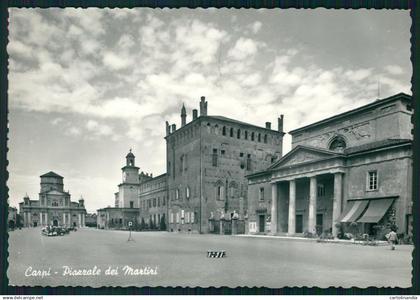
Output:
[
  {"left": 181, "top": 103, "right": 187, "bottom": 127},
  {"left": 199, "top": 96, "right": 208, "bottom": 116}
]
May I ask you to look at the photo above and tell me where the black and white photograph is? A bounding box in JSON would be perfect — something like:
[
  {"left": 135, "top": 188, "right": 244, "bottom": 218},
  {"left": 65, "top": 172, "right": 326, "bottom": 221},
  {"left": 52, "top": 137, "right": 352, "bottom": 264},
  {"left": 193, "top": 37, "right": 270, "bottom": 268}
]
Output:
[{"left": 5, "top": 7, "right": 414, "bottom": 289}]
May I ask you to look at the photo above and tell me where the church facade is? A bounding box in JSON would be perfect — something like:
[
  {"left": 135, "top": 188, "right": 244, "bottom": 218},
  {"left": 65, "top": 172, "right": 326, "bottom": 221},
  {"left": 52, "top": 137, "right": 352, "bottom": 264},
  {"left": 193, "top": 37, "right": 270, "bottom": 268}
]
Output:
[
  {"left": 19, "top": 171, "right": 87, "bottom": 227},
  {"left": 247, "top": 93, "right": 413, "bottom": 238}
]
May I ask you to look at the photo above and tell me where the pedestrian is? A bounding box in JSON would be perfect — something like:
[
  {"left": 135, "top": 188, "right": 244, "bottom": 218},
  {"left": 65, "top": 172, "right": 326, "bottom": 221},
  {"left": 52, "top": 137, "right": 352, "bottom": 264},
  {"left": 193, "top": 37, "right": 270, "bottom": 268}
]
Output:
[{"left": 386, "top": 227, "right": 398, "bottom": 250}]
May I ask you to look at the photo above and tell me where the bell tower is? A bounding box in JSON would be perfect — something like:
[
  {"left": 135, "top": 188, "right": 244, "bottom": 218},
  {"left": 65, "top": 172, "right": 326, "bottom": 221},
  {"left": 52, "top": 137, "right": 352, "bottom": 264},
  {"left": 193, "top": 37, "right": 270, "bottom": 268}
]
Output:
[
  {"left": 118, "top": 149, "right": 140, "bottom": 208},
  {"left": 122, "top": 149, "right": 140, "bottom": 184}
]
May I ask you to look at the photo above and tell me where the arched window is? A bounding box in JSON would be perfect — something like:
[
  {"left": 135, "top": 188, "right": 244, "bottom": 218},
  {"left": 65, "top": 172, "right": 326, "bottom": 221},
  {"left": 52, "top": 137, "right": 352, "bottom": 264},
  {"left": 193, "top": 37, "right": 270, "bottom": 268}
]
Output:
[
  {"left": 222, "top": 126, "right": 226, "bottom": 136},
  {"left": 230, "top": 128, "right": 234, "bottom": 137},
  {"left": 245, "top": 130, "right": 248, "bottom": 140},
  {"left": 258, "top": 133, "right": 261, "bottom": 142},
  {"left": 186, "top": 186, "right": 190, "bottom": 199},
  {"left": 215, "top": 124, "right": 219, "bottom": 135},
  {"left": 215, "top": 180, "right": 225, "bottom": 200},
  {"left": 251, "top": 132, "right": 255, "bottom": 141},
  {"left": 329, "top": 136, "right": 347, "bottom": 152},
  {"left": 264, "top": 134, "right": 268, "bottom": 143},
  {"left": 237, "top": 129, "right": 241, "bottom": 139}
]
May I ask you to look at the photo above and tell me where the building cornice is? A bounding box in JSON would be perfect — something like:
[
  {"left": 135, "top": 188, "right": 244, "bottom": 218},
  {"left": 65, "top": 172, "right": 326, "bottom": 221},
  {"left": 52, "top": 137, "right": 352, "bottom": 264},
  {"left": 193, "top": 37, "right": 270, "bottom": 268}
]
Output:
[{"left": 289, "top": 93, "right": 411, "bottom": 135}]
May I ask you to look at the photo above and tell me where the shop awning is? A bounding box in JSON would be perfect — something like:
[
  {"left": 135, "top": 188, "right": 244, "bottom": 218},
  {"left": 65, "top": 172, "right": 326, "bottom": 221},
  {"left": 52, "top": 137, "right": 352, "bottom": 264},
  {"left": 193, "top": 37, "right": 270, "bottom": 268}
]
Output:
[
  {"left": 357, "top": 198, "right": 394, "bottom": 223},
  {"left": 339, "top": 200, "right": 369, "bottom": 223}
]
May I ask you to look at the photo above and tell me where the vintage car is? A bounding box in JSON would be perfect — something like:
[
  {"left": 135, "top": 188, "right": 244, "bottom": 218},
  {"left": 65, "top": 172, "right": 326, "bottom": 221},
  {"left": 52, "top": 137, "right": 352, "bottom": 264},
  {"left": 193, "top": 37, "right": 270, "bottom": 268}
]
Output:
[
  {"left": 41, "top": 226, "right": 70, "bottom": 236},
  {"left": 41, "top": 226, "right": 56, "bottom": 236}
]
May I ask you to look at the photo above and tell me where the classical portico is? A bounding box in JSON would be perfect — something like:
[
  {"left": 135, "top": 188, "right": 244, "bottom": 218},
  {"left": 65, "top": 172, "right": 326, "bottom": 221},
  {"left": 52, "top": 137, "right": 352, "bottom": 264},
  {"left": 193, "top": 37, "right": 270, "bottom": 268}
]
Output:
[{"left": 268, "top": 145, "right": 345, "bottom": 236}]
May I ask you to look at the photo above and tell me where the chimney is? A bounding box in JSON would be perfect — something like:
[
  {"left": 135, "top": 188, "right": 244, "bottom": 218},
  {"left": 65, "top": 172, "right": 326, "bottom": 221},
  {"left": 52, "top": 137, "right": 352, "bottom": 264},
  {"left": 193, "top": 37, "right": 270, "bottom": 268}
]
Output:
[
  {"left": 193, "top": 109, "right": 198, "bottom": 120},
  {"left": 278, "top": 115, "right": 284, "bottom": 132},
  {"left": 166, "top": 121, "right": 170, "bottom": 135},
  {"left": 181, "top": 103, "right": 186, "bottom": 127},
  {"left": 171, "top": 124, "right": 176, "bottom": 132},
  {"left": 265, "top": 122, "right": 271, "bottom": 129},
  {"left": 199, "top": 96, "right": 208, "bottom": 116}
]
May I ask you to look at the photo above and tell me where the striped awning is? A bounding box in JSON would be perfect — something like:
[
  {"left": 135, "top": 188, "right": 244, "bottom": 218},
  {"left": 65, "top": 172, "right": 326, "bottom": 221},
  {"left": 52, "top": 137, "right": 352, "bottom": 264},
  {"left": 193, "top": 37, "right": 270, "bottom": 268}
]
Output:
[
  {"left": 357, "top": 198, "right": 394, "bottom": 223},
  {"left": 339, "top": 200, "right": 369, "bottom": 223}
]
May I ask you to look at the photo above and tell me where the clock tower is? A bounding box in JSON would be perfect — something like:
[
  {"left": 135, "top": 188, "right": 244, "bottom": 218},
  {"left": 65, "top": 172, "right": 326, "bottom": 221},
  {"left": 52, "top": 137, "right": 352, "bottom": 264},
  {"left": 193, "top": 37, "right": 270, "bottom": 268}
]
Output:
[{"left": 116, "top": 150, "right": 140, "bottom": 208}]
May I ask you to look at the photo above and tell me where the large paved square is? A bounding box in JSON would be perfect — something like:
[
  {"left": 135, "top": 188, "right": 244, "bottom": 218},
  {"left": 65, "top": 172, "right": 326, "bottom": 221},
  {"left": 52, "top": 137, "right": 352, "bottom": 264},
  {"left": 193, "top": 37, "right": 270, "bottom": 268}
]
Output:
[{"left": 7, "top": 228, "right": 412, "bottom": 288}]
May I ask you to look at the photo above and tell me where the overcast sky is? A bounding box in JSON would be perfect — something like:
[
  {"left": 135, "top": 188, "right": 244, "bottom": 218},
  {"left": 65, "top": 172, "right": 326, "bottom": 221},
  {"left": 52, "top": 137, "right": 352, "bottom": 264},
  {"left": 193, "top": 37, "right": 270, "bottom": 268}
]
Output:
[{"left": 7, "top": 8, "right": 411, "bottom": 213}]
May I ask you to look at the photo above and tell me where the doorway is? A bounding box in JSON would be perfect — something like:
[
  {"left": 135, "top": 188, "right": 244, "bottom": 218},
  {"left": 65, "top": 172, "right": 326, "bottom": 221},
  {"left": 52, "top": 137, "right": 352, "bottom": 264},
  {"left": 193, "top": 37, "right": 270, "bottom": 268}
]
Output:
[
  {"left": 296, "top": 215, "right": 303, "bottom": 233},
  {"left": 316, "top": 214, "right": 323, "bottom": 235},
  {"left": 258, "top": 215, "right": 265, "bottom": 233},
  {"left": 73, "top": 222, "right": 77, "bottom": 227},
  {"left": 53, "top": 219, "right": 58, "bottom": 226},
  {"left": 33, "top": 222, "right": 38, "bottom": 227}
]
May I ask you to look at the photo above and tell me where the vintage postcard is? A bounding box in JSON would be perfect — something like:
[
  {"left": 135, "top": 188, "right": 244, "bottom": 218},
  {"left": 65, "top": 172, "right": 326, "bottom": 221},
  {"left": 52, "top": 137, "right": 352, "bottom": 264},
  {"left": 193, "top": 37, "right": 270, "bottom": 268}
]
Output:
[{"left": 6, "top": 8, "right": 413, "bottom": 288}]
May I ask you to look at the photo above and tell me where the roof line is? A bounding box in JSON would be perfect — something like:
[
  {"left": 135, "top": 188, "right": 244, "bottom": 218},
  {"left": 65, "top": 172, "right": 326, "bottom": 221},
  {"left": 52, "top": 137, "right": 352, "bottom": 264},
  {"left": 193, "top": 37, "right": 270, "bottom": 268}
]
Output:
[
  {"left": 165, "top": 115, "right": 285, "bottom": 138},
  {"left": 289, "top": 92, "right": 411, "bottom": 134}
]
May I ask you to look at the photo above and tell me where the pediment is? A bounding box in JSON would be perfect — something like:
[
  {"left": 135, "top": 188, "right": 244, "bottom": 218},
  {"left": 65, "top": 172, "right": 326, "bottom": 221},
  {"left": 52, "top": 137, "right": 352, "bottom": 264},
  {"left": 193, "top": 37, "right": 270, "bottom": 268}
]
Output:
[{"left": 269, "top": 146, "right": 340, "bottom": 170}]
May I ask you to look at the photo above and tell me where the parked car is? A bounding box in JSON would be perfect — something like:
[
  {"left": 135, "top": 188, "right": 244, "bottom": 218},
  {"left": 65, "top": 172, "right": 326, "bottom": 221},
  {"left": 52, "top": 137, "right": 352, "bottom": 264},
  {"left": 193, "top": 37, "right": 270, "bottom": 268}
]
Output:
[{"left": 41, "top": 226, "right": 56, "bottom": 236}]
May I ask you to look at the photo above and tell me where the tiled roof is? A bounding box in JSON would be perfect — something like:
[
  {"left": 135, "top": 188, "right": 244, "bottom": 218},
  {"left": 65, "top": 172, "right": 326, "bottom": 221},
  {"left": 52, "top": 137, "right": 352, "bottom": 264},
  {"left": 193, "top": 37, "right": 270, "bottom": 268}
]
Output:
[
  {"left": 40, "top": 171, "right": 63, "bottom": 178},
  {"left": 344, "top": 139, "right": 411, "bottom": 155}
]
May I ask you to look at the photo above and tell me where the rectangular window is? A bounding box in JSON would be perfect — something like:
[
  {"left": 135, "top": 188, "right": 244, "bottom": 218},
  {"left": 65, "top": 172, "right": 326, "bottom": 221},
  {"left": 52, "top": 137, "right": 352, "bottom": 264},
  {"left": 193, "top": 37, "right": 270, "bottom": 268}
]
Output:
[
  {"left": 163, "top": 196, "right": 166, "bottom": 206},
  {"left": 158, "top": 197, "right": 160, "bottom": 207},
  {"left": 186, "top": 212, "right": 190, "bottom": 223},
  {"left": 170, "top": 212, "right": 174, "bottom": 224},
  {"left": 176, "top": 212, "right": 180, "bottom": 224},
  {"left": 246, "top": 154, "right": 252, "bottom": 171},
  {"left": 130, "top": 201, "right": 134, "bottom": 208},
  {"left": 259, "top": 187, "right": 264, "bottom": 201},
  {"left": 192, "top": 212, "right": 196, "bottom": 224},
  {"left": 367, "top": 171, "right": 378, "bottom": 191},
  {"left": 221, "top": 149, "right": 225, "bottom": 155},
  {"left": 317, "top": 184, "right": 325, "bottom": 197},
  {"left": 212, "top": 148, "right": 218, "bottom": 167},
  {"left": 186, "top": 187, "right": 190, "bottom": 199},
  {"left": 175, "top": 189, "right": 179, "bottom": 200}
]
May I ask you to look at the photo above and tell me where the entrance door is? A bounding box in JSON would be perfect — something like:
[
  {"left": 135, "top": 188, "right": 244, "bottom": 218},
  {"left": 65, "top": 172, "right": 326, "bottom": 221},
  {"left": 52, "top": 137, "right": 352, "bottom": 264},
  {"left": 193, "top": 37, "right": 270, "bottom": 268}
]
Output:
[
  {"left": 316, "top": 214, "right": 323, "bottom": 235},
  {"left": 53, "top": 219, "right": 58, "bottom": 226},
  {"left": 73, "top": 222, "right": 77, "bottom": 227},
  {"left": 33, "top": 222, "right": 38, "bottom": 227},
  {"left": 295, "top": 215, "right": 303, "bottom": 233},
  {"left": 258, "top": 215, "right": 265, "bottom": 233}
]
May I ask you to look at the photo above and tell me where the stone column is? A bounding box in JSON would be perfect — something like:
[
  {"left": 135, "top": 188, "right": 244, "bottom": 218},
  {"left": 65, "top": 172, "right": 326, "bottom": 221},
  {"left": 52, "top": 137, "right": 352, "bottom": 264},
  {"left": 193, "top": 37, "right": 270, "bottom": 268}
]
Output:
[
  {"left": 45, "top": 213, "right": 48, "bottom": 226},
  {"left": 332, "top": 172, "right": 343, "bottom": 237},
  {"left": 288, "top": 180, "right": 296, "bottom": 235},
  {"left": 63, "top": 213, "right": 66, "bottom": 226},
  {"left": 82, "top": 214, "right": 85, "bottom": 227},
  {"left": 28, "top": 213, "right": 32, "bottom": 227},
  {"left": 308, "top": 176, "right": 317, "bottom": 235},
  {"left": 219, "top": 219, "right": 224, "bottom": 235},
  {"left": 270, "top": 183, "right": 278, "bottom": 235},
  {"left": 40, "top": 213, "right": 43, "bottom": 226},
  {"left": 78, "top": 214, "right": 82, "bottom": 227},
  {"left": 24, "top": 212, "right": 27, "bottom": 227}
]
